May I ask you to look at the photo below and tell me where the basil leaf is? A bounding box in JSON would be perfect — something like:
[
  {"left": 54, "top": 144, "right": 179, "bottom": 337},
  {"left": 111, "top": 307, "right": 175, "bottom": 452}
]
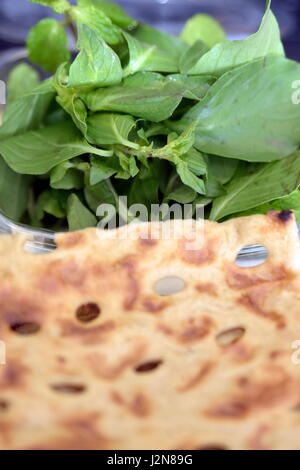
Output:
[
  {"left": 183, "top": 57, "right": 300, "bottom": 162},
  {"left": 132, "top": 24, "right": 187, "bottom": 59},
  {"left": 83, "top": 76, "right": 184, "bottom": 122},
  {"left": 203, "top": 155, "right": 237, "bottom": 198},
  {"left": 166, "top": 74, "right": 215, "bottom": 100},
  {"left": 86, "top": 113, "right": 138, "bottom": 148},
  {"left": 90, "top": 156, "right": 118, "bottom": 185},
  {"left": 128, "top": 176, "right": 159, "bottom": 212},
  {"left": 123, "top": 32, "right": 179, "bottom": 77},
  {"left": 67, "top": 193, "right": 97, "bottom": 230},
  {"left": 70, "top": 3, "right": 121, "bottom": 45},
  {"left": 165, "top": 183, "right": 196, "bottom": 204},
  {"left": 34, "top": 189, "right": 66, "bottom": 221},
  {"left": 27, "top": 0, "right": 70, "bottom": 14},
  {"left": 181, "top": 14, "right": 226, "bottom": 48},
  {"left": 0, "top": 120, "right": 113, "bottom": 175},
  {"left": 186, "top": 0, "right": 284, "bottom": 77},
  {"left": 141, "top": 121, "right": 197, "bottom": 162},
  {"left": 122, "top": 71, "right": 164, "bottom": 87},
  {"left": 205, "top": 175, "right": 225, "bottom": 198},
  {"left": 27, "top": 19, "right": 70, "bottom": 73},
  {"left": 79, "top": 0, "right": 137, "bottom": 29},
  {"left": 115, "top": 152, "right": 139, "bottom": 179},
  {"left": 0, "top": 80, "right": 55, "bottom": 140},
  {"left": 128, "top": 160, "right": 166, "bottom": 209},
  {"left": 0, "top": 157, "right": 30, "bottom": 221},
  {"left": 7, "top": 63, "right": 40, "bottom": 103},
  {"left": 210, "top": 150, "right": 300, "bottom": 221},
  {"left": 206, "top": 155, "right": 239, "bottom": 185},
  {"left": 69, "top": 25, "right": 122, "bottom": 89},
  {"left": 181, "top": 147, "right": 207, "bottom": 176},
  {"left": 84, "top": 179, "right": 117, "bottom": 212},
  {"left": 176, "top": 160, "right": 206, "bottom": 194},
  {"left": 54, "top": 64, "right": 88, "bottom": 135},
  {"left": 228, "top": 191, "right": 300, "bottom": 219},
  {"left": 44, "top": 106, "right": 69, "bottom": 126},
  {"left": 50, "top": 161, "right": 84, "bottom": 190},
  {"left": 270, "top": 191, "right": 300, "bottom": 211},
  {"left": 179, "top": 40, "right": 210, "bottom": 74}
]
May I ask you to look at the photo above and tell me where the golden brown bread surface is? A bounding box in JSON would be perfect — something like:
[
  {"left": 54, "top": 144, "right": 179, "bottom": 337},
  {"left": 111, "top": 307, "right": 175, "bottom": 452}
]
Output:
[{"left": 1, "top": 211, "right": 300, "bottom": 450}]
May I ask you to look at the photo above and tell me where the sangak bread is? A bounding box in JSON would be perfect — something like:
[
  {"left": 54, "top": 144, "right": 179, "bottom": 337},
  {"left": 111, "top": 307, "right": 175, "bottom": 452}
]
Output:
[{"left": 1, "top": 211, "right": 300, "bottom": 450}]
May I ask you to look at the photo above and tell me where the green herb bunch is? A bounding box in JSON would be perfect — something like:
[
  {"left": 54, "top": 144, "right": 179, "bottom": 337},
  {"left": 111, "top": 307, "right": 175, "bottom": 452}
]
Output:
[{"left": 1, "top": 0, "right": 300, "bottom": 231}]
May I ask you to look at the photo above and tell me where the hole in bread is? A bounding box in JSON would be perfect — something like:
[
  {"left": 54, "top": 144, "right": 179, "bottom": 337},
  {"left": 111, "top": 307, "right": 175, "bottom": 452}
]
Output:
[
  {"left": 235, "top": 245, "right": 268, "bottom": 268},
  {"left": 0, "top": 399, "right": 9, "bottom": 411},
  {"left": 135, "top": 360, "right": 162, "bottom": 373},
  {"left": 10, "top": 322, "right": 41, "bottom": 335},
  {"left": 216, "top": 327, "right": 245, "bottom": 347},
  {"left": 76, "top": 303, "right": 101, "bottom": 323},
  {"left": 197, "top": 445, "right": 228, "bottom": 451},
  {"left": 50, "top": 384, "right": 86, "bottom": 394},
  {"left": 155, "top": 276, "right": 185, "bottom": 296}
]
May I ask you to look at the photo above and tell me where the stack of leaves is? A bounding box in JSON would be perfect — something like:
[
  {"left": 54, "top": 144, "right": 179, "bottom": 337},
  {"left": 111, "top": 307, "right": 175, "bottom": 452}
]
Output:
[{"left": 1, "top": 0, "right": 300, "bottom": 231}]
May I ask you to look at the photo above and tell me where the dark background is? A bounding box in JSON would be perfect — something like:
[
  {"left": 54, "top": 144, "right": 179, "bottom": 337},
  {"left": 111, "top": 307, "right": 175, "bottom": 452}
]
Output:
[{"left": 0, "top": 0, "right": 299, "bottom": 59}]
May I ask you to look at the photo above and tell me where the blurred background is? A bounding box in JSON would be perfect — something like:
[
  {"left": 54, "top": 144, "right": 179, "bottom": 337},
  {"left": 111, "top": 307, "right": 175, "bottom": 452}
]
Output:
[{"left": 0, "top": 0, "right": 299, "bottom": 58}]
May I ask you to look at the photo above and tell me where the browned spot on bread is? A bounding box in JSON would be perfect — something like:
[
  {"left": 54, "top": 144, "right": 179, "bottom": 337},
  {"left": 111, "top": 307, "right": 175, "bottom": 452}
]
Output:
[
  {"left": 197, "top": 444, "right": 228, "bottom": 451},
  {"left": 29, "top": 414, "right": 110, "bottom": 450},
  {"left": 117, "top": 258, "right": 139, "bottom": 311},
  {"left": 248, "top": 425, "right": 270, "bottom": 450},
  {"left": 0, "top": 420, "right": 13, "bottom": 446},
  {"left": 269, "top": 209, "right": 294, "bottom": 224},
  {"left": 179, "top": 317, "right": 213, "bottom": 344},
  {"left": 206, "top": 401, "right": 248, "bottom": 419},
  {"left": 269, "top": 350, "right": 285, "bottom": 360},
  {"left": 111, "top": 391, "right": 151, "bottom": 418},
  {"left": 57, "top": 232, "right": 84, "bottom": 249},
  {"left": 139, "top": 237, "right": 158, "bottom": 247},
  {"left": 88, "top": 342, "right": 147, "bottom": 380},
  {"left": 157, "top": 324, "right": 174, "bottom": 336},
  {"left": 226, "top": 343, "right": 254, "bottom": 363},
  {"left": 238, "top": 285, "right": 286, "bottom": 329},
  {"left": 111, "top": 390, "right": 124, "bottom": 406},
  {"left": 236, "top": 373, "right": 292, "bottom": 409},
  {"left": 179, "top": 361, "right": 214, "bottom": 393},
  {"left": 0, "top": 287, "right": 43, "bottom": 325},
  {"left": 180, "top": 237, "right": 216, "bottom": 265},
  {"left": 0, "top": 361, "right": 27, "bottom": 389},
  {"left": 226, "top": 264, "right": 291, "bottom": 290},
  {"left": 142, "top": 297, "right": 169, "bottom": 313},
  {"left": 59, "top": 320, "right": 115, "bottom": 345},
  {"left": 0, "top": 399, "right": 9, "bottom": 411},
  {"left": 130, "top": 393, "right": 151, "bottom": 418},
  {"left": 195, "top": 282, "right": 217, "bottom": 296},
  {"left": 39, "top": 259, "right": 86, "bottom": 293}
]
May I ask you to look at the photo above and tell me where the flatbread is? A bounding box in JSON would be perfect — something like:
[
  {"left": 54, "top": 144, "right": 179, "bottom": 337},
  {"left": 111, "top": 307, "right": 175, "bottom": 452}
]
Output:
[{"left": 1, "top": 211, "right": 300, "bottom": 450}]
